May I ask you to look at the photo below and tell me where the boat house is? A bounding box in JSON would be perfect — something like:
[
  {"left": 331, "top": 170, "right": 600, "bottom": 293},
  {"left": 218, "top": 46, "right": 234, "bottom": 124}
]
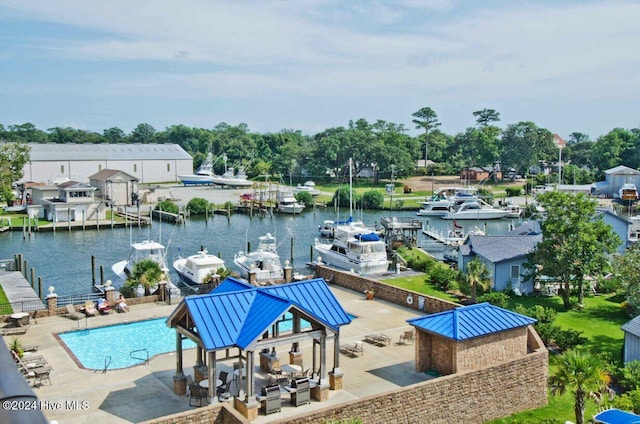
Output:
[
  {"left": 622, "top": 315, "right": 640, "bottom": 364},
  {"left": 592, "top": 165, "right": 640, "bottom": 199},
  {"left": 89, "top": 169, "right": 139, "bottom": 207},
  {"left": 19, "top": 143, "right": 193, "bottom": 184}
]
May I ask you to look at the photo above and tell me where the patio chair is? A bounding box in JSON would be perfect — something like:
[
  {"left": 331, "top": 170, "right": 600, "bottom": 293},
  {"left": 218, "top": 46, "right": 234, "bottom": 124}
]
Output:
[
  {"left": 186, "top": 375, "right": 194, "bottom": 396},
  {"left": 217, "top": 371, "right": 229, "bottom": 395},
  {"left": 65, "top": 304, "right": 85, "bottom": 321},
  {"left": 267, "top": 364, "right": 288, "bottom": 386},
  {"left": 399, "top": 330, "right": 415, "bottom": 345},
  {"left": 188, "top": 381, "right": 208, "bottom": 406}
]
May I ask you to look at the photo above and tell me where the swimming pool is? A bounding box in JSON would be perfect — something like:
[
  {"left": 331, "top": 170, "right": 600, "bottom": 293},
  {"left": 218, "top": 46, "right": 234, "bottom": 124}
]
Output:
[{"left": 58, "top": 318, "right": 196, "bottom": 370}]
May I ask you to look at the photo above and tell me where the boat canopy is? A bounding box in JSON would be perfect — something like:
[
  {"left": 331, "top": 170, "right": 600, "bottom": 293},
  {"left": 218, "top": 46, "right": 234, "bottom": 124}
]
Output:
[{"left": 355, "top": 233, "right": 380, "bottom": 242}]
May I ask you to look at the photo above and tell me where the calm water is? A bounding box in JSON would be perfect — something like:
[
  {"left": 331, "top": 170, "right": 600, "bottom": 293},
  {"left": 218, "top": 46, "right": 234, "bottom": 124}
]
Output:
[{"left": 0, "top": 208, "right": 519, "bottom": 296}]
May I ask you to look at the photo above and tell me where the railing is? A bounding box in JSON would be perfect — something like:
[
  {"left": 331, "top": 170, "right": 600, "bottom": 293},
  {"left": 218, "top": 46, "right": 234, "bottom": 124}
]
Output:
[
  {"left": 0, "top": 259, "right": 16, "bottom": 271},
  {"left": 56, "top": 293, "right": 105, "bottom": 307},
  {"left": 0, "top": 299, "right": 46, "bottom": 315},
  {"left": 130, "top": 349, "right": 149, "bottom": 365},
  {"left": 94, "top": 356, "right": 111, "bottom": 374}
]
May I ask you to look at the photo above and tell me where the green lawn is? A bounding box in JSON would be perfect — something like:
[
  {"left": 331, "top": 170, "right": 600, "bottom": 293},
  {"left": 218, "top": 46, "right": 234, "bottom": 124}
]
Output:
[{"left": 378, "top": 264, "right": 628, "bottom": 423}]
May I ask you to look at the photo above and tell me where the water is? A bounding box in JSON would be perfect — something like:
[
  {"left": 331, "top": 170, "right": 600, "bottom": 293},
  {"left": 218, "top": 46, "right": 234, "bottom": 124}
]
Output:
[
  {"left": 58, "top": 317, "right": 197, "bottom": 369},
  {"left": 0, "top": 208, "right": 520, "bottom": 296}
]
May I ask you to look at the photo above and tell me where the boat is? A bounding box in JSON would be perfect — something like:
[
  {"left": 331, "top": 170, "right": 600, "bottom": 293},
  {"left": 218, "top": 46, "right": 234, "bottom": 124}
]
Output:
[
  {"left": 313, "top": 159, "right": 388, "bottom": 275},
  {"left": 173, "top": 249, "right": 226, "bottom": 286},
  {"left": 292, "top": 181, "right": 321, "bottom": 197},
  {"left": 178, "top": 153, "right": 216, "bottom": 185},
  {"left": 234, "top": 233, "right": 284, "bottom": 284},
  {"left": 210, "top": 167, "right": 253, "bottom": 187},
  {"left": 442, "top": 200, "right": 509, "bottom": 220},
  {"left": 111, "top": 240, "right": 180, "bottom": 296},
  {"left": 276, "top": 191, "right": 305, "bottom": 214},
  {"left": 314, "top": 220, "right": 389, "bottom": 274},
  {"left": 416, "top": 194, "right": 453, "bottom": 217},
  {"left": 3, "top": 204, "right": 27, "bottom": 213},
  {"left": 619, "top": 183, "right": 638, "bottom": 201},
  {"left": 501, "top": 203, "right": 522, "bottom": 219}
]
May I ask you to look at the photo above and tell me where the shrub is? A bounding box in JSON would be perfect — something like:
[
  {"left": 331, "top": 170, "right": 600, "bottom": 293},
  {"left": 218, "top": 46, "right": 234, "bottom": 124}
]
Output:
[
  {"left": 429, "top": 265, "right": 459, "bottom": 291},
  {"left": 186, "top": 198, "right": 210, "bottom": 215},
  {"left": 534, "top": 323, "right": 558, "bottom": 346},
  {"left": 612, "top": 388, "right": 640, "bottom": 414},
  {"left": 361, "top": 190, "right": 384, "bottom": 209},
  {"left": 477, "top": 291, "right": 510, "bottom": 308},
  {"left": 619, "top": 360, "right": 640, "bottom": 390},
  {"left": 155, "top": 200, "right": 179, "bottom": 214},
  {"left": 294, "top": 191, "right": 313, "bottom": 206},
  {"left": 515, "top": 304, "right": 557, "bottom": 324},
  {"left": 333, "top": 187, "right": 361, "bottom": 208},
  {"left": 553, "top": 328, "right": 588, "bottom": 352},
  {"left": 505, "top": 187, "right": 522, "bottom": 197}
]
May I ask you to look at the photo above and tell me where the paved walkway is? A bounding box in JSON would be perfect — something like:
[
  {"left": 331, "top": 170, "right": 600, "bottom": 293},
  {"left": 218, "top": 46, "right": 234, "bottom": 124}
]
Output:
[{"left": 1, "top": 283, "right": 429, "bottom": 423}]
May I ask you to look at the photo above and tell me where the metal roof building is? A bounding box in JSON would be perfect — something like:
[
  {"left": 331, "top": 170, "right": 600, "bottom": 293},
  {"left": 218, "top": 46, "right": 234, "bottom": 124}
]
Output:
[
  {"left": 407, "top": 303, "right": 539, "bottom": 376},
  {"left": 20, "top": 143, "right": 193, "bottom": 184},
  {"left": 622, "top": 314, "right": 640, "bottom": 364},
  {"left": 166, "top": 277, "right": 351, "bottom": 419}
]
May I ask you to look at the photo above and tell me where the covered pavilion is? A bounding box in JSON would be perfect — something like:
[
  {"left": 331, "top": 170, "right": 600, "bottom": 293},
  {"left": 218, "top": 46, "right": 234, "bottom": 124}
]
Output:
[{"left": 166, "top": 277, "right": 352, "bottom": 419}]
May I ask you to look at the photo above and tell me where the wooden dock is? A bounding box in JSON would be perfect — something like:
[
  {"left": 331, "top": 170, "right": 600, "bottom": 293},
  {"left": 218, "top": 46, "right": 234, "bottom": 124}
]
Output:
[{"left": 0, "top": 264, "right": 46, "bottom": 313}]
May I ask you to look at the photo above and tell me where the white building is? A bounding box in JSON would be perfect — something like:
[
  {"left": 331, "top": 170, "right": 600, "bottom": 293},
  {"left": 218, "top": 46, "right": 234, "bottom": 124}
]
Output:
[{"left": 19, "top": 143, "right": 193, "bottom": 185}]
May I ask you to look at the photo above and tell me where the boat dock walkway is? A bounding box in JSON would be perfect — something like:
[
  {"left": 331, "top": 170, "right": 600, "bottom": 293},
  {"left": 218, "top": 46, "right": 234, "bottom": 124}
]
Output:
[{"left": 0, "top": 264, "right": 45, "bottom": 313}]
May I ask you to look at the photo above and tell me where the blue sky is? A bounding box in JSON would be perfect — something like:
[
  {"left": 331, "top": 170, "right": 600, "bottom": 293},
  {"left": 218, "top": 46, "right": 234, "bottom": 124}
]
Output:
[{"left": 1, "top": 0, "right": 639, "bottom": 140}]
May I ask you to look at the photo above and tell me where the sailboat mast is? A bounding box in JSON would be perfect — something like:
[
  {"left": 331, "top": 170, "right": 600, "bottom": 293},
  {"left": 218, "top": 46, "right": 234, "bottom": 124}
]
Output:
[{"left": 349, "top": 158, "right": 353, "bottom": 218}]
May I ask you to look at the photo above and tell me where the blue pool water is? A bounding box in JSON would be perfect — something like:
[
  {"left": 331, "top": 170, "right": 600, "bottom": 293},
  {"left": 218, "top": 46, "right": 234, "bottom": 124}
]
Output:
[{"left": 58, "top": 318, "right": 196, "bottom": 370}]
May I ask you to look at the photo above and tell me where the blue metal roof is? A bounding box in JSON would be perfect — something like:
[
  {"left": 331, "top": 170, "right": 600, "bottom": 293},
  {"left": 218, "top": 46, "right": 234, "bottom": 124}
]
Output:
[
  {"left": 407, "top": 303, "right": 536, "bottom": 341},
  {"left": 169, "top": 277, "right": 351, "bottom": 351},
  {"left": 593, "top": 408, "right": 640, "bottom": 424}
]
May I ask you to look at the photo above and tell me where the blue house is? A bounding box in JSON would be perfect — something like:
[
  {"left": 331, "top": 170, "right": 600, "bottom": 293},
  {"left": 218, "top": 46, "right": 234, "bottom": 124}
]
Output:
[
  {"left": 595, "top": 207, "right": 630, "bottom": 253},
  {"left": 592, "top": 165, "right": 640, "bottom": 198},
  {"left": 458, "top": 222, "right": 542, "bottom": 295}
]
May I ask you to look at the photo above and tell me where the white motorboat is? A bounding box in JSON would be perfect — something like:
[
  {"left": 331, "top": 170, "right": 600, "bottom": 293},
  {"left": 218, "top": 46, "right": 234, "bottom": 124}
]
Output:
[
  {"left": 501, "top": 203, "right": 522, "bottom": 219},
  {"left": 173, "top": 249, "right": 225, "bottom": 286},
  {"left": 416, "top": 194, "right": 453, "bottom": 217},
  {"left": 276, "top": 191, "right": 305, "bottom": 214},
  {"left": 112, "top": 240, "right": 180, "bottom": 296},
  {"left": 234, "top": 233, "right": 284, "bottom": 284},
  {"left": 210, "top": 167, "right": 254, "bottom": 187},
  {"left": 314, "top": 220, "right": 389, "bottom": 274},
  {"left": 178, "top": 153, "right": 216, "bottom": 185},
  {"left": 442, "top": 200, "right": 508, "bottom": 220},
  {"left": 292, "top": 181, "right": 321, "bottom": 197}
]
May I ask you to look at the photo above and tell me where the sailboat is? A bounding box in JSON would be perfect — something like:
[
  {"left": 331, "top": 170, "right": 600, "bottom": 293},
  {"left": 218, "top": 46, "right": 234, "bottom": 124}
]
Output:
[{"left": 314, "top": 159, "right": 389, "bottom": 274}]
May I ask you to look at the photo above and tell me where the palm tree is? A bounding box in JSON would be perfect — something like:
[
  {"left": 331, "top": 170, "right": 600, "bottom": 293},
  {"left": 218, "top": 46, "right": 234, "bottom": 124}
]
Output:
[
  {"left": 549, "top": 350, "right": 611, "bottom": 424},
  {"left": 464, "top": 259, "right": 491, "bottom": 303},
  {"left": 127, "top": 259, "right": 163, "bottom": 296}
]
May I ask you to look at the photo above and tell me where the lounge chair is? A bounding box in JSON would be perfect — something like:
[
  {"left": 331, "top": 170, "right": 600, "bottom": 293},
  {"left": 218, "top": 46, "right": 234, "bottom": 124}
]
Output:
[
  {"left": 0, "top": 326, "right": 28, "bottom": 336},
  {"left": 82, "top": 301, "right": 98, "bottom": 317},
  {"left": 399, "top": 330, "right": 415, "bottom": 345},
  {"left": 65, "top": 304, "right": 85, "bottom": 320},
  {"left": 340, "top": 342, "right": 364, "bottom": 357},
  {"left": 364, "top": 333, "right": 391, "bottom": 346}
]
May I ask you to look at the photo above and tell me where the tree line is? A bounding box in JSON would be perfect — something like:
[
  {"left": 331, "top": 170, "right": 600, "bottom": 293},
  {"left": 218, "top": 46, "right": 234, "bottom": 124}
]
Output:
[{"left": 2, "top": 109, "right": 640, "bottom": 184}]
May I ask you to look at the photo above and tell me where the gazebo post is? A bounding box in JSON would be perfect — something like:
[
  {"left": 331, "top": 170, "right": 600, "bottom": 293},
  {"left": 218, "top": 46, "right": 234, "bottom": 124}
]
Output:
[
  {"left": 313, "top": 333, "right": 331, "bottom": 401},
  {"left": 207, "top": 350, "right": 216, "bottom": 403},
  {"left": 173, "top": 331, "right": 187, "bottom": 396},
  {"left": 234, "top": 349, "right": 259, "bottom": 420}
]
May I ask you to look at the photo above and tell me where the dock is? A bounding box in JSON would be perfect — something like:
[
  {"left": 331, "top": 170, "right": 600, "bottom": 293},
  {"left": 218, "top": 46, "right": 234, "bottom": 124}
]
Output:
[
  {"left": 380, "top": 216, "right": 423, "bottom": 250},
  {"left": 0, "top": 261, "right": 46, "bottom": 313}
]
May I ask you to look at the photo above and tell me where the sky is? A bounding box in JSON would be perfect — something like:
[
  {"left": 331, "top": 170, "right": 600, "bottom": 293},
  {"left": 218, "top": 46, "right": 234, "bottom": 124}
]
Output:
[{"left": 1, "top": 0, "right": 639, "bottom": 140}]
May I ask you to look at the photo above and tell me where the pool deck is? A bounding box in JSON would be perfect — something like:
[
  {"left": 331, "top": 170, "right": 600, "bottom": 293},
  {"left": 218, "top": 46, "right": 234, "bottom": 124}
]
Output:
[{"left": 3, "top": 284, "right": 430, "bottom": 423}]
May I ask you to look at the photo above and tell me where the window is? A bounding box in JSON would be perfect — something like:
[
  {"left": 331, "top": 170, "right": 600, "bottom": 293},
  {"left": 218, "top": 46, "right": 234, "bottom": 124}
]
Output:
[
  {"left": 98, "top": 164, "right": 102, "bottom": 171},
  {"left": 133, "top": 164, "right": 137, "bottom": 172},
  {"left": 167, "top": 163, "right": 170, "bottom": 172},
  {"left": 60, "top": 164, "right": 64, "bottom": 174},
  {"left": 510, "top": 265, "right": 520, "bottom": 280}
]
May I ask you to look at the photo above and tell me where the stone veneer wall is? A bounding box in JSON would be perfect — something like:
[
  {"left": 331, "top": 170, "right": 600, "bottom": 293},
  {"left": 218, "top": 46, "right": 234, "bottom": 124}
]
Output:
[
  {"left": 141, "top": 403, "right": 245, "bottom": 424},
  {"left": 315, "top": 265, "right": 459, "bottom": 314},
  {"left": 275, "top": 342, "right": 548, "bottom": 424}
]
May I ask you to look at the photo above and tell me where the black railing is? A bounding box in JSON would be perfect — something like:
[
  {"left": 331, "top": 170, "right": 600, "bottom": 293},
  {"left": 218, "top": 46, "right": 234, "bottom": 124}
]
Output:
[{"left": 0, "top": 299, "right": 45, "bottom": 315}]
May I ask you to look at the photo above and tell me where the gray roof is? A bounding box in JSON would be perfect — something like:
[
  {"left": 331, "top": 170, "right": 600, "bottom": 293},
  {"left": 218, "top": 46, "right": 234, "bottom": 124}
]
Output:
[
  {"left": 605, "top": 165, "right": 640, "bottom": 175},
  {"left": 622, "top": 315, "right": 640, "bottom": 337},
  {"left": 27, "top": 143, "right": 192, "bottom": 161},
  {"left": 465, "top": 233, "right": 542, "bottom": 263},
  {"left": 89, "top": 169, "right": 138, "bottom": 181}
]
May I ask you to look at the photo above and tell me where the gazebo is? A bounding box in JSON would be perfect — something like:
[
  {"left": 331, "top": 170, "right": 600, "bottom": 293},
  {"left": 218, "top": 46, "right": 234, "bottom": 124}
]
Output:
[{"left": 166, "top": 277, "right": 352, "bottom": 419}]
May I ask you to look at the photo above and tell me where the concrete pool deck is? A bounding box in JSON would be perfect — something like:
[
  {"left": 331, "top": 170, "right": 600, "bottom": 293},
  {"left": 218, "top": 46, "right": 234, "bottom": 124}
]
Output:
[{"left": 3, "top": 284, "right": 430, "bottom": 423}]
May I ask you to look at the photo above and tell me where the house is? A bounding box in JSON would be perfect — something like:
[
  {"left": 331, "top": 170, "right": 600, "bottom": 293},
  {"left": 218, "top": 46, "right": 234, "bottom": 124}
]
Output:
[
  {"left": 407, "top": 302, "right": 540, "bottom": 376},
  {"left": 459, "top": 166, "right": 501, "bottom": 182},
  {"left": 30, "top": 181, "right": 104, "bottom": 222},
  {"left": 622, "top": 315, "right": 640, "bottom": 364},
  {"left": 595, "top": 207, "right": 630, "bottom": 253},
  {"left": 592, "top": 165, "right": 640, "bottom": 199},
  {"left": 458, "top": 222, "right": 542, "bottom": 295},
  {"left": 19, "top": 143, "right": 193, "bottom": 185},
  {"left": 89, "top": 169, "right": 139, "bottom": 207}
]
